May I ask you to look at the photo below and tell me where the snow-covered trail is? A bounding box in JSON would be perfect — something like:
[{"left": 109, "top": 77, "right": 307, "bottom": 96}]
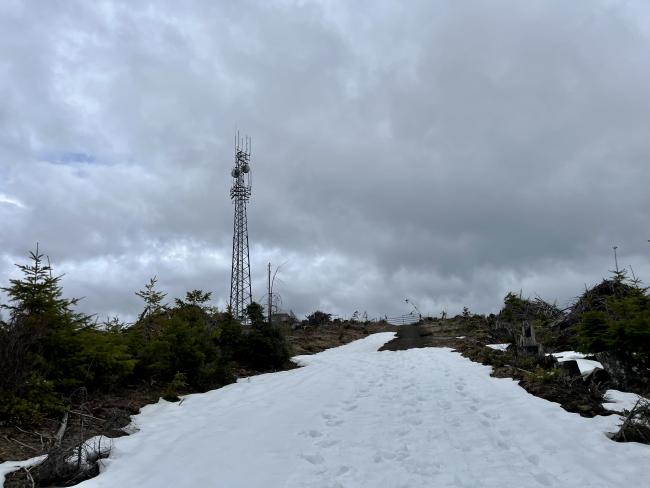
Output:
[{"left": 75, "top": 333, "right": 648, "bottom": 488}]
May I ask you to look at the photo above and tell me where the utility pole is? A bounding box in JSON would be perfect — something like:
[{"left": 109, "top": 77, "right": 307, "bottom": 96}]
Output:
[
  {"left": 613, "top": 246, "right": 619, "bottom": 273},
  {"left": 268, "top": 262, "right": 272, "bottom": 327}
]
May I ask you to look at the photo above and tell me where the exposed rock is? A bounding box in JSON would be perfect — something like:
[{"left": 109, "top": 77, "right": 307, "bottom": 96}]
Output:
[
  {"left": 582, "top": 367, "right": 611, "bottom": 388},
  {"left": 559, "top": 360, "right": 582, "bottom": 377}
]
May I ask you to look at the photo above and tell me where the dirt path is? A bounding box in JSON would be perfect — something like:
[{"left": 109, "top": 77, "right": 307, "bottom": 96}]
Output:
[{"left": 379, "top": 325, "right": 434, "bottom": 351}]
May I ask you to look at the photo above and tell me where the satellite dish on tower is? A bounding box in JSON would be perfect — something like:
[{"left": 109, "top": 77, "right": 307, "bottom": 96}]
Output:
[{"left": 231, "top": 168, "right": 240, "bottom": 178}]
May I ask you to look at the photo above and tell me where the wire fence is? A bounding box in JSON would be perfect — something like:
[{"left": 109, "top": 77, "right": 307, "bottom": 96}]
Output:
[{"left": 384, "top": 312, "right": 421, "bottom": 326}]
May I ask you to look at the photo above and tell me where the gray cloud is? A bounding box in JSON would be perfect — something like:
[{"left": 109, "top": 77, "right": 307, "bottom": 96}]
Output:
[{"left": 2, "top": 0, "right": 650, "bottom": 321}]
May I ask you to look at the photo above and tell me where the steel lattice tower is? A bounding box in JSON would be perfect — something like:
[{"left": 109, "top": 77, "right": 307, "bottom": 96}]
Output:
[{"left": 229, "top": 134, "right": 253, "bottom": 322}]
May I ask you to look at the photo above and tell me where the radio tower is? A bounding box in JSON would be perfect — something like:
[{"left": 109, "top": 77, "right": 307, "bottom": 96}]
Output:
[{"left": 229, "top": 133, "right": 253, "bottom": 322}]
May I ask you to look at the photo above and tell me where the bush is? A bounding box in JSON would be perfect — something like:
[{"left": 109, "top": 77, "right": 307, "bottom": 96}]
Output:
[
  {"left": 525, "top": 366, "right": 562, "bottom": 384},
  {"left": 127, "top": 303, "right": 231, "bottom": 389},
  {"left": 241, "top": 325, "right": 292, "bottom": 370},
  {"left": 163, "top": 372, "right": 188, "bottom": 402},
  {"left": 306, "top": 310, "right": 331, "bottom": 327},
  {"left": 0, "top": 373, "right": 65, "bottom": 424},
  {"left": 577, "top": 275, "right": 650, "bottom": 359}
]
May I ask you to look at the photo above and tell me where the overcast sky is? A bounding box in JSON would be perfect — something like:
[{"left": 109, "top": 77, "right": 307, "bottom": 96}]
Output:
[{"left": 2, "top": 0, "right": 650, "bottom": 322}]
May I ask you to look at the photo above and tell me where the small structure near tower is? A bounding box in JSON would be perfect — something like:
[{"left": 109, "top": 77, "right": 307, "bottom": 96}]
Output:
[{"left": 229, "top": 133, "right": 253, "bottom": 322}]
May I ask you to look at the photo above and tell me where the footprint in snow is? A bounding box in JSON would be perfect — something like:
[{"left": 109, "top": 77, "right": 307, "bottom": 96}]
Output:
[
  {"left": 532, "top": 472, "right": 552, "bottom": 486},
  {"left": 336, "top": 465, "right": 351, "bottom": 476},
  {"left": 316, "top": 438, "right": 339, "bottom": 448},
  {"left": 483, "top": 411, "right": 501, "bottom": 421},
  {"left": 542, "top": 443, "right": 558, "bottom": 455},
  {"left": 299, "top": 430, "right": 323, "bottom": 438},
  {"left": 374, "top": 450, "right": 396, "bottom": 463},
  {"left": 495, "top": 438, "right": 508, "bottom": 449},
  {"left": 395, "top": 445, "right": 410, "bottom": 461},
  {"left": 393, "top": 427, "right": 411, "bottom": 438},
  {"left": 438, "top": 400, "right": 452, "bottom": 409},
  {"left": 527, "top": 454, "right": 540, "bottom": 466},
  {"left": 300, "top": 453, "right": 325, "bottom": 465},
  {"left": 326, "top": 418, "right": 344, "bottom": 427}
]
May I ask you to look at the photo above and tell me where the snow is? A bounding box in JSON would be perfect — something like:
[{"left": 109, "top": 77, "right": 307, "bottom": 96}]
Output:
[
  {"left": 551, "top": 351, "right": 587, "bottom": 361},
  {"left": 551, "top": 351, "right": 603, "bottom": 375},
  {"left": 604, "top": 389, "right": 649, "bottom": 412},
  {"left": 486, "top": 343, "right": 509, "bottom": 351},
  {"left": 572, "top": 359, "right": 604, "bottom": 375},
  {"left": 0, "top": 455, "right": 46, "bottom": 485},
  {"left": 455, "top": 336, "right": 466, "bottom": 339},
  {"left": 5, "top": 333, "right": 650, "bottom": 487}
]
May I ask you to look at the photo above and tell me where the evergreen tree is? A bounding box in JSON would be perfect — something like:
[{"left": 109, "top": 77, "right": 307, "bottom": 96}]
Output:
[
  {"left": 0, "top": 247, "right": 133, "bottom": 423},
  {"left": 136, "top": 276, "right": 167, "bottom": 341},
  {"left": 136, "top": 276, "right": 167, "bottom": 318},
  {"left": 246, "top": 302, "right": 266, "bottom": 328},
  {"left": 577, "top": 270, "right": 650, "bottom": 360},
  {"left": 1, "top": 245, "right": 83, "bottom": 323},
  {"left": 175, "top": 289, "right": 212, "bottom": 308}
]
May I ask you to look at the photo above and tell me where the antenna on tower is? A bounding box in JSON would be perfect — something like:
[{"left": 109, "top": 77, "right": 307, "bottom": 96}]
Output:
[{"left": 229, "top": 132, "right": 253, "bottom": 323}]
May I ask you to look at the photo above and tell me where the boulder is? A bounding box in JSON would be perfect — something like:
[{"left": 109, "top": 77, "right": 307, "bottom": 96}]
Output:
[{"left": 558, "top": 359, "right": 581, "bottom": 377}]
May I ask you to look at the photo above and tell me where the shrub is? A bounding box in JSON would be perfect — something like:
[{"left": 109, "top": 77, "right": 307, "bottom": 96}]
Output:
[
  {"left": 163, "top": 373, "right": 188, "bottom": 402},
  {"left": 241, "top": 325, "right": 292, "bottom": 371},
  {"left": 127, "top": 289, "right": 238, "bottom": 391},
  {"left": 0, "top": 373, "right": 65, "bottom": 424},
  {"left": 577, "top": 274, "right": 650, "bottom": 360},
  {"left": 525, "top": 366, "right": 562, "bottom": 384},
  {"left": 612, "top": 399, "right": 650, "bottom": 444},
  {"left": 306, "top": 310, "right": 331, "bottom": 327}
]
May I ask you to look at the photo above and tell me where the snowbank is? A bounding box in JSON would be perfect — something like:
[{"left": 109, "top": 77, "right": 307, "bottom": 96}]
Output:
[
  {"left": 604, "top": 389, "right": 649, "bottom": 412},
  {"left": 551, "top": 351, "right": 603, "bottom": 375},
  {"left": 0, "top": 455, "right": 46, "bottom": 485}
]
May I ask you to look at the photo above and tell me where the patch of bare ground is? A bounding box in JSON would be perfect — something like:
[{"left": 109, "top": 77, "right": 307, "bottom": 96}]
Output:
[
  {"left": 287, "top": 321, "right": 397, "bottom": 356},
  {"left": 1, "top": 385, "right": 168, "bottom": 487}
]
